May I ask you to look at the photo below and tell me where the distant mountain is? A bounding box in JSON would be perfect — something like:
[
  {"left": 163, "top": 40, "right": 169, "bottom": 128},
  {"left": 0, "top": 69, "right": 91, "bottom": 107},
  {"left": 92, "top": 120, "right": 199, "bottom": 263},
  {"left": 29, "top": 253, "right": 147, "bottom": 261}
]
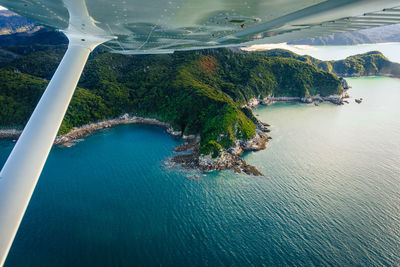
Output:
[
  {"left": 0, "top": 28, "right": 67, "bottom": 63},
  {"left": 0, "top": 10, "right": 67, "bottom": 64},
  {"left": 0, "top": 10, "right": 67, "bottom": 46},
  {"left": 0, "top": 27, "right": 67, "bottom": 47},
  {"left": 255, "top": 49, "right": 400, "bottom": 78},
  {"left": 0, "top": 10, "right": 42, "bottom": 35},
  {"left": 290, "top": 24, "right": 400, "bottom": 46}
]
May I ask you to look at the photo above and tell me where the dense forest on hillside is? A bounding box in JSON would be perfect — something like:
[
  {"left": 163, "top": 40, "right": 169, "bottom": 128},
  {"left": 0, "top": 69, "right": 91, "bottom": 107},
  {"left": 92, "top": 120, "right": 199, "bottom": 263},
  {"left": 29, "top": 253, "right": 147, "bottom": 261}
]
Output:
[
  {"left": 1, "top": 10, "right": 399, "bottom": 157},
  {"left": 2, "top": 38, "right": 399, "bottom": 155},
  {"left": 3, "top": 44, "right": 399, "bottom": 155},
  {"left": 257, "top": 49, "right": 400, "bottom": 77},
  {"left": 0, "top": 46, "right": 347, "bottom": 155}
]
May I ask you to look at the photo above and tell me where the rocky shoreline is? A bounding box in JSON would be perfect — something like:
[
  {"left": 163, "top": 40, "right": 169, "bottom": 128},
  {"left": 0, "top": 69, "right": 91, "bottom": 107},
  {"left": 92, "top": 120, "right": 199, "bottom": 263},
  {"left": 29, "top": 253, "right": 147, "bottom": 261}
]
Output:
[
  {"left": 1, "top": 88, "right": 353, "bottom": 176},
  {"left": 0, "top": 87, "right": 355, "bottom": 176},
  {"left": 0, "top": 129, "right": 22, "bottom": 139},
  {"left": 244, "top": 79, "right": 351, "bottom": 107},
  {"left": 54, "top": 114, "right": 175, "bottom": 146},
  {"left": 246, "top": 91, "right": 350, "bottom": 108},
  {"left": 171, "top": 123, "right": 271, "bottom": 176},
  {"left": 0, "top": 113, "right": 271, "bottom": 176}
]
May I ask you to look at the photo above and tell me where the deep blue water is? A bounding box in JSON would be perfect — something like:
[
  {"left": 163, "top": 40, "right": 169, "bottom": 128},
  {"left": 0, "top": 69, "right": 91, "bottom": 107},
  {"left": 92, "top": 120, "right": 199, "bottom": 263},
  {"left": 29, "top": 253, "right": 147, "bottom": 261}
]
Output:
[{"left": 1, "top": 77, "right": 400, "bottom": 266}]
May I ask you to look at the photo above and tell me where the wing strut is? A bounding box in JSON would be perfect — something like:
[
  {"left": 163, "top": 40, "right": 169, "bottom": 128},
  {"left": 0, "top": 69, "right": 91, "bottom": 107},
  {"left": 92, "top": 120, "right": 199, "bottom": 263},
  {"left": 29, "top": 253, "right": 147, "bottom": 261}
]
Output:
[
  {"left": 0, "top": 0, "right": 113, "bottom": 265},
  {"left": 0, "top": 43, "right": 91, "bottom": 266}
]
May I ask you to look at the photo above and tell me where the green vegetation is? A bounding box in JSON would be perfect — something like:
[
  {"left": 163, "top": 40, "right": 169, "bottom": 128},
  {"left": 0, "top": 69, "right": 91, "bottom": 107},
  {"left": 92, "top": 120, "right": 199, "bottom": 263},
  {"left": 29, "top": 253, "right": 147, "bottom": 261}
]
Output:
[
  {"left": 257, "top": 49, "right": 400, "bottom": 77},
  {"left": 329, "top": 51, "right": 400, "bottom": 77},
  {"left": 0, "top": 48, "right": 345, "bottom": 155},
  {"left": 0, "top": 69, "right": 46, "bottom": 126}
]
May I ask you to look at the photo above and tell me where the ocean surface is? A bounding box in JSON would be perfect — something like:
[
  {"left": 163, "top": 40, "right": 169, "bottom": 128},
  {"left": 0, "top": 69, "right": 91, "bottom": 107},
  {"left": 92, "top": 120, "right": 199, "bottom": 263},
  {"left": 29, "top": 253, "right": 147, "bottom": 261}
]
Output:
[{"left": 1, "top": 48, "right": 400, "bottom": 266}]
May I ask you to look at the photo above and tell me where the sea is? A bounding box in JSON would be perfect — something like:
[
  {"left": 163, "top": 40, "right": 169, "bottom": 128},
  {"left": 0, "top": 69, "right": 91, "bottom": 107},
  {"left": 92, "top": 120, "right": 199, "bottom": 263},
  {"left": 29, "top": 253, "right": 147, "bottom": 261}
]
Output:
[{"left": 1, "top": 44, "right": 400, "bottom": 266}]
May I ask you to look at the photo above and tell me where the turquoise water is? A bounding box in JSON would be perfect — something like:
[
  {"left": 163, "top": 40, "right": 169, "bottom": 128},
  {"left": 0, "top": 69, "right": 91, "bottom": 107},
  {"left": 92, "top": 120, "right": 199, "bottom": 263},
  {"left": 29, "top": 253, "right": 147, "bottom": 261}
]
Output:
[{"left": 1, "top": 77, "right": 400, "bottom": 266}]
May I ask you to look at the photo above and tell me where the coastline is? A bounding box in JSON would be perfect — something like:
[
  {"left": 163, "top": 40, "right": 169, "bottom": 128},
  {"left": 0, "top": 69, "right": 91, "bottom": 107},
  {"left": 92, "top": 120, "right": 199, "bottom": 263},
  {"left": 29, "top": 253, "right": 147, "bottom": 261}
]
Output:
[
  {"left": 245, "top": 91, "right": 350, "bottom": 108},
  {"left": 0, "top": 89, "right": 354, "bottom": 176},
  {"left": 0, "top": 129, "right": 22, "bottom": 139},
  {"left": 53, "top": 114, "right": 184, "bottom": 146},
  {"left": 0, "top": 113, "right": 270, "bottom": 176},
  {"left": 0, "top": 114, "right": 180, "bottom": 145},
  {"left": 171, "top": 125, "right": 271, "bottom": 176},
  {"left": 0, "top": 90, "right": 353, "bottom": 176}
]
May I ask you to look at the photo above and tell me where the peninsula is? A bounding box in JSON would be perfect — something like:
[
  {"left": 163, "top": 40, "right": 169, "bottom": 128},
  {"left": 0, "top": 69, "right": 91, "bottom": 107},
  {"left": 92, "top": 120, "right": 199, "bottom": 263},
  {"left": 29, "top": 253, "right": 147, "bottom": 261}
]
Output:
[{"left": 1, "top": 44, "right": 398, "bottom": 175}]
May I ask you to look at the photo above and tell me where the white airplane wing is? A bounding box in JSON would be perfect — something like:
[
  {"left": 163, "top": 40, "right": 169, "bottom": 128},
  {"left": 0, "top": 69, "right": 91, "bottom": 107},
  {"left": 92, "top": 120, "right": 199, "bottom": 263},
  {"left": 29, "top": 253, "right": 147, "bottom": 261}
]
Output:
[
  {"left": 1, "top": 0, "right": 400, "bottom": 265},
  {"left": 2, "top": 0, "right": 400, "bottom": 53}
]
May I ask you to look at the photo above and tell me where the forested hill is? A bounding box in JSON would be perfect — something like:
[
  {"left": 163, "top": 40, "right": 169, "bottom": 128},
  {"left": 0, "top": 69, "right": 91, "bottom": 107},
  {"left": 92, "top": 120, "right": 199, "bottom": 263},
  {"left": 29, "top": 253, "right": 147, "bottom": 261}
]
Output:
[
  {"left": 256, "top": 49, "right": 400, "bottom": 78},
  {"left": 1, "top": 29, "right": 399, "bottom": 156},
  {"left": 0, "top": 44, "right": 346, "bottom": 155}
]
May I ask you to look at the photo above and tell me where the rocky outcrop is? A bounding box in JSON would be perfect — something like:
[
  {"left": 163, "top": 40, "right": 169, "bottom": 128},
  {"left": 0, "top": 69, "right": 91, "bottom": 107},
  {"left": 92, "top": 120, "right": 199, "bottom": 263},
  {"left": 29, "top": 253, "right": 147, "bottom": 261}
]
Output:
[
  {"left": 251, "top": 91, "right": 350, "bottom": 107},
  {"left": 198, "top": 151, "right": 263, "bottom": 176},
  {"left": 247, "top": 97, "right": 261, "bottom": 107},
  {"left": 339, "top": 77, "right": 351, "bottom": 90},
  {"left": 239, "top": 129, "right": 270, "bottom": 152},
  {"left": 171, "top": 125, "right": 271, "bottom": 176},
  {"left": 0, "top": 128, "right": 22, "bottom": 139}
]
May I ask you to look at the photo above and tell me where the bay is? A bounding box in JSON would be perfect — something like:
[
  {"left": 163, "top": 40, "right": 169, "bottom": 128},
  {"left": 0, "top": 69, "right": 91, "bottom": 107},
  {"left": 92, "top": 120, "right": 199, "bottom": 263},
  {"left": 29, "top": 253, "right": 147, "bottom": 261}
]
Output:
[{"left": 1, "top": 50, "right": 400, "bottom": 266}]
